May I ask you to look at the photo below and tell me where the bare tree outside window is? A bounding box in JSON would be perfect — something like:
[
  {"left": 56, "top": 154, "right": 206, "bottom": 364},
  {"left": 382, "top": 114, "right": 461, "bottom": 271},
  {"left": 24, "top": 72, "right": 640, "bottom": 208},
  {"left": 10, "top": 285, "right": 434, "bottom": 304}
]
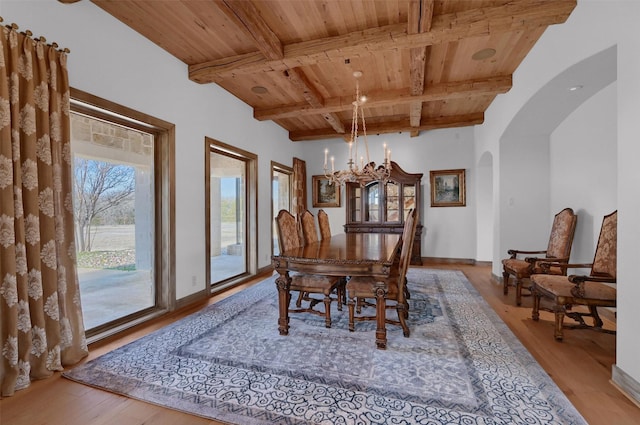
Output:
[{"left": 73, "top": 157, "right": 135, "bottom": 252}]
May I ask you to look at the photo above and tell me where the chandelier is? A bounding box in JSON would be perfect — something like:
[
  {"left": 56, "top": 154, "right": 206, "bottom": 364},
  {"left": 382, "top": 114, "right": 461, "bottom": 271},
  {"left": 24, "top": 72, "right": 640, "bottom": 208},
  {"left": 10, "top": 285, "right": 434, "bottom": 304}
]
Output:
[{"left": 323, "top": 71, "right": 391, "bottom": 186}]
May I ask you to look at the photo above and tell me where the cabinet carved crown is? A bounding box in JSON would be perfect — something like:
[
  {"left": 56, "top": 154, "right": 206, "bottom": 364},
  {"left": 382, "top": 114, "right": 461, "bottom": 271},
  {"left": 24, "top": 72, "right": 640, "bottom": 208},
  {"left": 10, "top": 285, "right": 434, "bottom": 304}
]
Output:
[{"left": 344, "top": 161, "right": 423, "bottom": 265}]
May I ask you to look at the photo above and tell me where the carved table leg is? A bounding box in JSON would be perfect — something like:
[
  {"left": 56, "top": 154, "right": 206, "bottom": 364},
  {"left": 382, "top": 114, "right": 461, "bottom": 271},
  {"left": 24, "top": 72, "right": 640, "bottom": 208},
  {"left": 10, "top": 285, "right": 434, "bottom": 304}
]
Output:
[{"left": 274, "top": 270, "right": 291, "bottom": 336}]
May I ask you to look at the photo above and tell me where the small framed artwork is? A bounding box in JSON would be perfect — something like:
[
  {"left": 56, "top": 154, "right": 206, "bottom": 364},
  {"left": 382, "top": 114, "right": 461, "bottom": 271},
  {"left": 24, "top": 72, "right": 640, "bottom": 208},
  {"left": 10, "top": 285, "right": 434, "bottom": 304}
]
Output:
[
  {"left": 430, "top": 169, "right": 466, "bottom": 207},
  {"left": 312, "top": 175, "right": 341, "bottom": 208}
]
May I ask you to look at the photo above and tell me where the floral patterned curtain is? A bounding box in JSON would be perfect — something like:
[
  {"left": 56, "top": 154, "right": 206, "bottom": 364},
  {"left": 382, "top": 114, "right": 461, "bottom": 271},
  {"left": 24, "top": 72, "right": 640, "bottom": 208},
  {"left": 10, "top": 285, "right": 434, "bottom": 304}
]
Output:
[
  {"left": 0, "top": 24, "right": 88, "bottom": 396},
  {"left": 292, "top": 157, "right": 306, "bottom": 216},
  {"left": 292, "top": 157, "right": 307, "bottom": 245}
]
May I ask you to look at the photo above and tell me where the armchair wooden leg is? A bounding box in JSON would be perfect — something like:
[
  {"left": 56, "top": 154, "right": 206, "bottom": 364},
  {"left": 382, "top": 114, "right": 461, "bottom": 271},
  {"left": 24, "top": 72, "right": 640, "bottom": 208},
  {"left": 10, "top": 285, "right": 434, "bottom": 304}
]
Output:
[
  {"left": 502, "top": 271, "right": 510, "bottom": 295},
  {"left": 532, "top": 291, "right": 540, "bottom": 321},
  {"left": 515, "top": 278, "right": 522, "bottom": 306},
  {"left": 589, "top": 305, "right": 604, "bottom": 328},
  {"left": 553, "top": 306, "right": 566, "bottom": 341}
]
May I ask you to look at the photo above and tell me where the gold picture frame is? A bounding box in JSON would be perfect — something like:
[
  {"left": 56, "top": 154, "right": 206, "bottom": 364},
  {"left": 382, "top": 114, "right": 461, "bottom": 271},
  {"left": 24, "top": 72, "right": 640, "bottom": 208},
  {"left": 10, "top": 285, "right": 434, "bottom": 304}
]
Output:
[
  {"left": 312, "top": 175, "right": 341, "bottom": 207},
  {"left": 430, "top": 169, "right": 466, "bottom": 207}
]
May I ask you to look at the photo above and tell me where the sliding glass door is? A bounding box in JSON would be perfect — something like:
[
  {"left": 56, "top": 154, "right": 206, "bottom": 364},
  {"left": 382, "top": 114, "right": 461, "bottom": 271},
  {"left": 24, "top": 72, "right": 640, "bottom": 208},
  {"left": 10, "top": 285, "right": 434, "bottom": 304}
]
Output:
[{"left": 209, "top": 144, "right": 249, "bottom": 285}]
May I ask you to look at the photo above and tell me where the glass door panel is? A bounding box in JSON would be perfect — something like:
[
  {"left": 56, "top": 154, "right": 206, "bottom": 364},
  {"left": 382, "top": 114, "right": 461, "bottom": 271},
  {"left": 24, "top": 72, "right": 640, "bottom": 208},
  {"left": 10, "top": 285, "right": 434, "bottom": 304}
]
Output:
[
  {"left": 385, "top": 182, "right": 399, "bottom": 222},
  {"left": 71, "top": 113, "right": 155, "bottom": 331},
  {"left": 365, "top": 182, "right": 380, "bottom": 222},
  {"left": 210, "top": 150, "right": 247, "bottom": 285},
  {"left": 272, "top": 165, "right": 292, "bottom": 255},
  {"left": 403, "top": 185, "right": 416, "bottom": 218}
]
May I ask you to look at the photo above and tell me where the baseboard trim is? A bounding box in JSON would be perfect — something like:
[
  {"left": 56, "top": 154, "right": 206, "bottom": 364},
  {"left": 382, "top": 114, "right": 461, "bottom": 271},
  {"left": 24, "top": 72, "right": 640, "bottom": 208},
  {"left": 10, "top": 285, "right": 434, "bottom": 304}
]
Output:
[
  {"left": 612, "top": 365, "right": 640, "bottom": 408},
  {"left": 422, "top": 257, "right": 488, "bottom": 266}
]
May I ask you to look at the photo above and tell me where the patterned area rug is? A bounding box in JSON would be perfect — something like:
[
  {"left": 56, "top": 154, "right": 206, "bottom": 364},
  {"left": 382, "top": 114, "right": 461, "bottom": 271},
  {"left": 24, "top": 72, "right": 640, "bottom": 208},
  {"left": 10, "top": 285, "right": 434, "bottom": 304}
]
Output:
[{"left": 63, "top": 269, "right": 587, "bottom": 424}]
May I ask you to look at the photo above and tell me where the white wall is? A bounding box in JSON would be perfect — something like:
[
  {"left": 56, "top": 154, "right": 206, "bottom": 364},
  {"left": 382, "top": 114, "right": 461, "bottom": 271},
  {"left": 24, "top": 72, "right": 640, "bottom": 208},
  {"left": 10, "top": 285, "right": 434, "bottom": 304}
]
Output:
[
  {"left": 475, "top": 0, "right": 640, "bottom": 398},
  {"left": 615, "top": 0, "right": 640, "bottom": 390},
  {"left": 301, "top": 126, "right": 477, "bottom": 260},
  {"left": 551, "top": 82, "right": 617, "bottom": 265},
  {"left": 0, "top": 0, "right": 304, "bottom": 300}
]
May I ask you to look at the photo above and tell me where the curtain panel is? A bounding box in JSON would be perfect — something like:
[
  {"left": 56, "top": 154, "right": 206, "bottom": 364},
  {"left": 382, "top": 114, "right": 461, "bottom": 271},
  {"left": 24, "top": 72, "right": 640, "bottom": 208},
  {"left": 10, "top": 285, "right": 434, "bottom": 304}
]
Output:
[
  {"left": 292, "top": 157, "right": 307, "bottom": 217},
  {"left": 0, "top": 24, "right": 88, "bottom": 396}
]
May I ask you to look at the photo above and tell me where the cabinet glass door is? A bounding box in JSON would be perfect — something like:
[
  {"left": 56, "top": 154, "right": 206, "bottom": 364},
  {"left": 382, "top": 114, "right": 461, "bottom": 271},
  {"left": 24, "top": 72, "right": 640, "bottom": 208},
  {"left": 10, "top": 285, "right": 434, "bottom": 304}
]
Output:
[
  {"left": 403, "top": 184, "right": 416, "bottom": 218},
  {"left": 365, "top": 182, "right": 380, "bottom": 222},
  {"left": 386, "top": 182, "right": 400, "bottom": 222},
  {"left": 350, "top": 186, "right": 361, "bottom": 222}
]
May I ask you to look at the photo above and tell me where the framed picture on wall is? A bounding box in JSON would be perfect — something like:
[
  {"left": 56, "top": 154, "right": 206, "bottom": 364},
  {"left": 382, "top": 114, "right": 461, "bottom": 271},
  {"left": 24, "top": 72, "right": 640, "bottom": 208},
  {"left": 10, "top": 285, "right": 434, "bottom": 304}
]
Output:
[
  {"left": 430, "top": 169, "right": 466, "bottom": 207},
  {"left": 312, "top": 175, "right": 341, "bottom": 207}
]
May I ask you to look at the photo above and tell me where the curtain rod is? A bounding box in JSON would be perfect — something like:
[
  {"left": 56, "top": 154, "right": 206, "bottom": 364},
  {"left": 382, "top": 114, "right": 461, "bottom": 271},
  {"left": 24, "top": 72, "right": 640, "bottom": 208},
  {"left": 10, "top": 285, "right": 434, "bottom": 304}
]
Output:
[{"left": 0, "top": 16, "right": 71, "bottom": 53}]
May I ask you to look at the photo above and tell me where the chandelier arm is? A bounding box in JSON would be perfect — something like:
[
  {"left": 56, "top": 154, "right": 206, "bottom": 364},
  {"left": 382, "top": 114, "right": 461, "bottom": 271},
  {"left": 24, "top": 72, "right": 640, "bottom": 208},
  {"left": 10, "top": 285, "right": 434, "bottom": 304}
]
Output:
[{"left": 322, "top": 70, "right": 391, "bottom": 187}]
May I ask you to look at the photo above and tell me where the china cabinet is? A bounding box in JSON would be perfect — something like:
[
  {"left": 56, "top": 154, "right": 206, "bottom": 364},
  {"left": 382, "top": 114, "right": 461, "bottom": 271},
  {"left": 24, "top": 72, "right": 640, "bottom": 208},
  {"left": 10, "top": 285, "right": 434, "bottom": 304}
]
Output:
[{"left": 344, "top": 161, "right": 423, "bottom": 265}]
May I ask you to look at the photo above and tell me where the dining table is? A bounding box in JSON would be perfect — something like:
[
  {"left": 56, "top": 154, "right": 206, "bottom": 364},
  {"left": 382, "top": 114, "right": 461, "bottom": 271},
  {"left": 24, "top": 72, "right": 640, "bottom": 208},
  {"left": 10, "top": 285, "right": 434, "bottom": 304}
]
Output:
[{"left": 272, "top": 232, "right": 402, "bottom": 347}]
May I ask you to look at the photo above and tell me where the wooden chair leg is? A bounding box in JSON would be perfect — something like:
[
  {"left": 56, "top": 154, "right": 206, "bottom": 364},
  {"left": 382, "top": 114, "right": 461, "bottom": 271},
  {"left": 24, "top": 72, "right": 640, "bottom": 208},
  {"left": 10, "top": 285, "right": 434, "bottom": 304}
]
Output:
[
  {"left": 397, "top": 304, "right": 410, "bottom": 337},
  {"left": 323, "top": 295, "right": 332, "bottom": 328},
  {"left": 532, "top": 292, "right": 540, "bottom": 321},
  {"left": 554, "top": 309, "right": 565, "bottom": 341},
  {"left": 347, "top": 297, "right": 355, "bottom": 332},
  {"left": 502, "top": 271, "right": 510, "bottom": 295},
  {"left": 589, "top": 305, "right": 604, "bottom": 328},
  {"left": 375, "top": 287, "right": 387, "bottom": 349},
  {"left": 515, "top": 278, "right": 522, "bottom": 306}
]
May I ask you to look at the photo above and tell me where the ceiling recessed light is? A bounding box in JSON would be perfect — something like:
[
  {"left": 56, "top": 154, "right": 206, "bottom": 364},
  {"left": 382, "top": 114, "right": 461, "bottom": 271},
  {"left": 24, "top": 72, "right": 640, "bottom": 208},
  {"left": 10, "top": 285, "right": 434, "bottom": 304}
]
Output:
[
  {"left": 251, "top": 86, "right": 268, "bottom": 94},
  {"left": 472, "top": 48, "right": 496, "bottom": 61},
  {"left": 568, "top": 85, "right": 583, "bottom": 91}
]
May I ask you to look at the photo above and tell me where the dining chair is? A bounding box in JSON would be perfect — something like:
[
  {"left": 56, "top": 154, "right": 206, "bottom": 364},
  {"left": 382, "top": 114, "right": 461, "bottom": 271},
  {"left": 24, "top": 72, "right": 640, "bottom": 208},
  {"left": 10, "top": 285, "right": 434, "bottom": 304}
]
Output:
[
  {"left": 502, "top": 207, "right": 578, "bottom": 306},
  {"left": 530, "top": 210, "right": 617, "bottom": 341},
  {"left": 346, "top": 208, "right": 418, "bottom": 349},
  {"left": 300, "top": 210, "right": 319, "bottom": 244},
  {"left": 275, "top": 209, "right": 344, "bottom": 328},
  {"left": 317, "top": 209, "right": 332, "bottom": 240}
]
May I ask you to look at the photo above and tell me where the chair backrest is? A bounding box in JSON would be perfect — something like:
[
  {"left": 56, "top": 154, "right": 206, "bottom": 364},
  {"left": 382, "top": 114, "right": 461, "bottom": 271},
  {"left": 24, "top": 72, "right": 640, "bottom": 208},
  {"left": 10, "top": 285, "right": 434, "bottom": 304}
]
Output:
[
  {"left": 546, "top": 207, "right": 578, "bottom": 259},
  {"left": 591, "top": 210, "right": 617, "bottom": 278},
  {"left": 396, "top": 208, "right": 418, "bottom": 301},
  {"left": 276, "top": 209, "right": 302, "bottom": 252},
  {"left": 317, "top": 209, "right": 331, "bottom": 239},
  {"left": 300, "top": 210, "right": 319, "bottom": 244}
]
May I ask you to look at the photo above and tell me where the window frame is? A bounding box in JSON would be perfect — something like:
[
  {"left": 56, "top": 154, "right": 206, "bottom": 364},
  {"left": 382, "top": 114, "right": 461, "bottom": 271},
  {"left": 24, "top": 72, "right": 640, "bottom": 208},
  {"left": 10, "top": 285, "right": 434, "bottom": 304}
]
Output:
[{"left": 70, "top": 88, "right": 175, "bottom": 342}]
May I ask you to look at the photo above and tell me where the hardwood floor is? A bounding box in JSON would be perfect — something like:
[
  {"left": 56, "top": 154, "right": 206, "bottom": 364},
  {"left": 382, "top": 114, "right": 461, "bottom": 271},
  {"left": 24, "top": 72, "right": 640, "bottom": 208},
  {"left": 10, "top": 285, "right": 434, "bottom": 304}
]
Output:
[{"left": 2, "top": 263, "right": 639, "bottom": 424}]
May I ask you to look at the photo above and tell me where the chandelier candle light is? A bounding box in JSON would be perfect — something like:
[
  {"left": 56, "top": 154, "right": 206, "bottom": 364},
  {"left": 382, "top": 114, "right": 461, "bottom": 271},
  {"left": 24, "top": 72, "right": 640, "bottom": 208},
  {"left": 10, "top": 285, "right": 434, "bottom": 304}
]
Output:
[{"left": 323, "top": 71, "right": 391, "bottom": 186}]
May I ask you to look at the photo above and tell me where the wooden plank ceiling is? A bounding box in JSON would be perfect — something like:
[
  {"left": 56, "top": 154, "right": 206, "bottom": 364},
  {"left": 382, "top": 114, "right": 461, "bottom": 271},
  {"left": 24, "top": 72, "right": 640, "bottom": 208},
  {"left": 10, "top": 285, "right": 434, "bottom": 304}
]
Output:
[{"left": 88, "top": 0, "right": 577, "bottom": 142}]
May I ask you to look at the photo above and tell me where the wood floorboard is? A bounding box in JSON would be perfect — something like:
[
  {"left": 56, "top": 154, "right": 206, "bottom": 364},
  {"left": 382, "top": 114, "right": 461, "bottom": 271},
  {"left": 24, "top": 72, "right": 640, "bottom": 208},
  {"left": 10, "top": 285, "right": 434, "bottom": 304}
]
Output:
[{"left": 1, "top": 263, "right": 638, "bottom": 425}]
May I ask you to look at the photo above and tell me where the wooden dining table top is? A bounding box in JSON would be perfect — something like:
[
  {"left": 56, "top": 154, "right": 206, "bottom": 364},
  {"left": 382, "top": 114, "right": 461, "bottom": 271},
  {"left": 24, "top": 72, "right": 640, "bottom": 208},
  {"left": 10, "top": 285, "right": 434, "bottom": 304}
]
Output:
[{"left": 273, "top": 232, "right": 401, "bottom": 271}]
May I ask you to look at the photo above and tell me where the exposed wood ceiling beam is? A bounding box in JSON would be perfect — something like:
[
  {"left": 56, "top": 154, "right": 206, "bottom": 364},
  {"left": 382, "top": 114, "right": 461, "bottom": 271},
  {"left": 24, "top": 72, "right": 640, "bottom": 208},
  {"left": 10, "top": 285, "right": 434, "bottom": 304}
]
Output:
[
  {"left": 189, "top": 0, "right": 576, "bottom": 83},
  {"left": 284, "top": 68, "right": 346, "bottom": 134},
  {"left": 408, "top": 0, "right": 435, "bottom": 137},
  {"left": 254, "top": 76, "right": 511, "bottom": 121},
  {"left": 289, "top": 113, "right": 485, "bottom": 141},
  {"left": 215, "top": 0, "right": 283, "bottom": 60},
  {"left": 217, "top": 0, "right": 345, "bottom": 134}
]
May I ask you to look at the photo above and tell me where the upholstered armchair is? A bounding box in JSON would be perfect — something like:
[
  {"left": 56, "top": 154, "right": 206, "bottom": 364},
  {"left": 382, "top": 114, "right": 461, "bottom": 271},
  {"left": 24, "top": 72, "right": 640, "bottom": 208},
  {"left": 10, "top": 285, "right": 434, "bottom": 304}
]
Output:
[
  {"left": 275, "top": 210, "right": 344, "bottom": 327},
  {"left": 502, "top": 208, "right": 577, "bottom": 306},
  {"left": 530, "top": 211, "right": 617, "bottom": 341}
]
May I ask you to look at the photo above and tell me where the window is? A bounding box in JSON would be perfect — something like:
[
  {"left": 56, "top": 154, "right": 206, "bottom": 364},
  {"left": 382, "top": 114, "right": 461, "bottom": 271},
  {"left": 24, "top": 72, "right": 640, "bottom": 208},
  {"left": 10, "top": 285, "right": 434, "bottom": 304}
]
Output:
[
  {"left": 271, "top": 161, "right": 293, "bottom": 255},
  {"left": 70, "top": 88, "right": 174, "bottom": 340},
  {"left": 206, "top": 138, "right": 257, "bottom": 289}
]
